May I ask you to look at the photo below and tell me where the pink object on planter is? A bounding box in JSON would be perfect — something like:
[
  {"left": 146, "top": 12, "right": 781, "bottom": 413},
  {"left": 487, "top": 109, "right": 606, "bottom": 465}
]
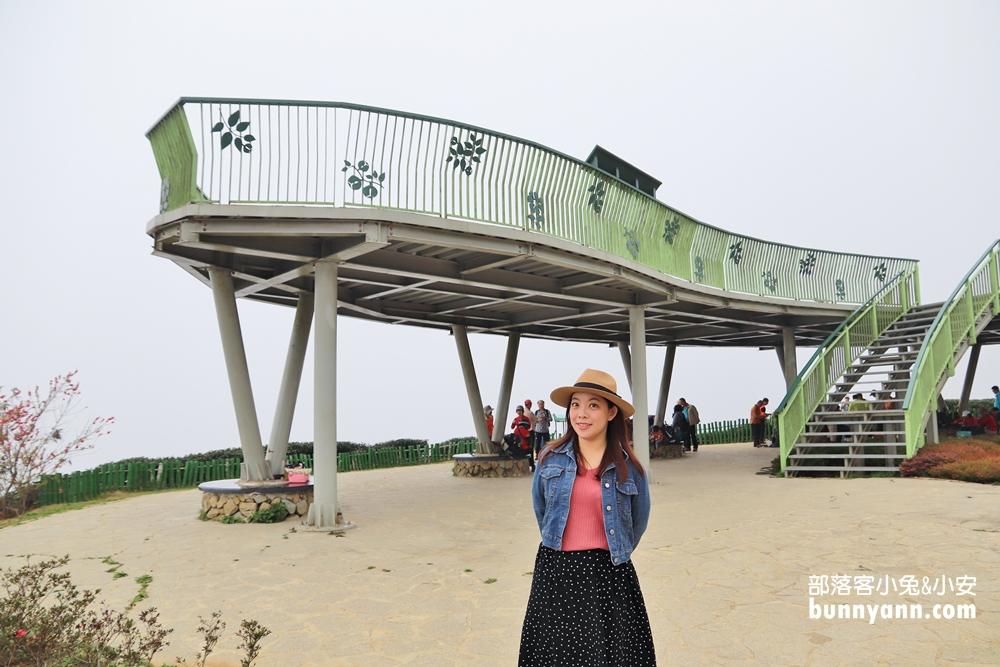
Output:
[{"left": 288, "top": 472, "right": 309, "bottom": 484}]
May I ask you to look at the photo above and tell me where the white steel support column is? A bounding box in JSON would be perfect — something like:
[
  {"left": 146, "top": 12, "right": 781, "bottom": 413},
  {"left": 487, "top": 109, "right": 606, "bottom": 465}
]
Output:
[
  {"left": 208, "top": 267, "right": 269, "bottom": 481},
  {"left": 306, "top": 261, "right": 348, "bottom": 529},
  {"left": 493, "top": 332, "right": 520, "bottom": 445},
  {"left": 618, "top": 342, "right": 633, "bottom": 392},
  {"left": 629, "top": 307, "right": 651, "bottom": 477},
  {"left": 774, "top": 346, "right": 787, "bottom": 380},
  {"left": 265, "top": 293, "right": 314, "bottom": 477},
  {"left": 654, "top": 344, "right": 676, "bottom": 427},
  {"left": 453, "top": 325, "right": 493, "bottom": 454},
  {"left": 781, "top": 326, "right": 798, "bottom": 391},
  {"left": 959, "top": 344, "right": 982, "bottom": 415},
  {"left": 927, "top": 408, "right": 940, "bottom": 445}
]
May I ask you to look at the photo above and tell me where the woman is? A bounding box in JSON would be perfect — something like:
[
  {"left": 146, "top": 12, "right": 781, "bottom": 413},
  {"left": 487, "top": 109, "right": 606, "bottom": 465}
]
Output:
[{"left": 519, "top": 368, "right": 654, "bottom": 666}]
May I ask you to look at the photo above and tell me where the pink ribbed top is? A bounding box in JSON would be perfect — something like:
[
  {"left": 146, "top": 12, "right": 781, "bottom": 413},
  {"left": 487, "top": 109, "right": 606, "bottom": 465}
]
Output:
[{"left": 561, "top": 466, "right": 610, "bottom": 551}]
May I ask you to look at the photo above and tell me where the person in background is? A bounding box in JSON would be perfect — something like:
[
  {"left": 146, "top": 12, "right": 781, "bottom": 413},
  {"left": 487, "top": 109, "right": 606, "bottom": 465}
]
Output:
[
  {"left": 649, "top": 425, "right": 665, "bottom": 451},
  {"left": 523, "top": 399, "right": 536, "bottom": 431},
  {"left": 993, "top": 386, "right": 1000, "bottom": 411},
  {"left": 533, "top": 399, "right": 553, "bottom": 457},
  {"left": 751, "top": 398, "right": 769, "bottom": 447},
  {"left": 848, "top": 393, "right": 868, "bottom": 412},
  {"left": 678, "top": 398, "right": 700, "bottom": 452},
  {"left": 673, "top": 404, "right": 691, "bottom": 452},
  {"left": 484, "top": 405, "right": 494, "bottom": 438},
  {"left": 981, "top": 407, "right": 999, "bottom": 434},
  {"left": 958, "top": 411, "right": 980, "bottom": 428}
]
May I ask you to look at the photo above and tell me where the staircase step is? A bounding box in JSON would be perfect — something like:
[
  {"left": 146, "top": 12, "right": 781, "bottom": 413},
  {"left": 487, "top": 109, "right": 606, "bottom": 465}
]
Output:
[
  {"left": 816, "top": 404, "right": 906, "bottom": 411},
  {"left": 785, "top": 466, "right": 901, "bottom": 472},
  {"left": 789, "top": 454, "right": 907, "bottom": 459}
]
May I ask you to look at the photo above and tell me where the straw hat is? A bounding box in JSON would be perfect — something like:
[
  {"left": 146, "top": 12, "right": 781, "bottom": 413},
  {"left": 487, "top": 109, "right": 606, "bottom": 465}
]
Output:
[{"left": 549, "top": 369, "right": 635, "bottom": 419}]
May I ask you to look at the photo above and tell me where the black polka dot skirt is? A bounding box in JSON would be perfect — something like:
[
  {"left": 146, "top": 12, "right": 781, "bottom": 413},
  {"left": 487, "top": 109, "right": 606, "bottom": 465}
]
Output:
[{"left": 518, "top": 545, "right": 656, "bottom": 666}]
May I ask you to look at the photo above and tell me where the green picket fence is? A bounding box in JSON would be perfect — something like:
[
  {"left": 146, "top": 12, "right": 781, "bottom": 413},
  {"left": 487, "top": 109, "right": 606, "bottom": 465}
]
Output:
[
  {"left": 694, "top": 418, "right": 774, "bottom": 445},
  {"left": 36, "top": 441, "right": 477, "bottom": 507}
]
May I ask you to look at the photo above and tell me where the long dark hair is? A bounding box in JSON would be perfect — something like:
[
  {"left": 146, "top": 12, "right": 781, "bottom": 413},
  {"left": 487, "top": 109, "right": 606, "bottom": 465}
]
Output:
[{"left": 539, "top": 398, "right": 645, "bottom": 482}]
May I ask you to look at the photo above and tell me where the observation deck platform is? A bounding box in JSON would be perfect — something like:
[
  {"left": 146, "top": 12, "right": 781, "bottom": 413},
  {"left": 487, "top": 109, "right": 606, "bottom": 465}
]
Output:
[{"left": 145, "top": 98, "right": 925, "bottom": 526}]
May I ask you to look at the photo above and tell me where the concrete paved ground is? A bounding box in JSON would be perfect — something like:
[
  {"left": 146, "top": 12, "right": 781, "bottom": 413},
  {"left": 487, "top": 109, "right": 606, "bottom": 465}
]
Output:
[{"left": 1, "top": 442, "right": 998, "bottom": 666}]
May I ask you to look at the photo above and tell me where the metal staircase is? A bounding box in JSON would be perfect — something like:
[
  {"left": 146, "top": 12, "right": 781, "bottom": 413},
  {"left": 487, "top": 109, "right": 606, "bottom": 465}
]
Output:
[
  {"left": 776, "top": 239, "right": 1000, "bottom": 478},
  {"left": 784, "top": 303, "right": 941, "bottom": 476}
]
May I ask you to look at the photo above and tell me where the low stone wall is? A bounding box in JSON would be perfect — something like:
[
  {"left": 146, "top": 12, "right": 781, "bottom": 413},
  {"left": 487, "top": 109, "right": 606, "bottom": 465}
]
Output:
[
  {"left": 650, "top": 444, "right": 684, "bottom": 459},
  {"left": 201, "top": 490, "right": 314, "bottom": 521},
  {"left": 453, "top": 455, "right": 531, "bottom": 478}
]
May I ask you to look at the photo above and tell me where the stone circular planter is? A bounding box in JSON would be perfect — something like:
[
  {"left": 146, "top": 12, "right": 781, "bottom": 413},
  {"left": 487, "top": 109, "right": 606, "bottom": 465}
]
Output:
[
  {"left": 452, "top": 453, "right": 531, "bottom": 478},
  {"left": 198, "top": 478, "right": 314, "bottom": 521},
  {"left": 650, "top": 444, "right": 684, "bottom": 459}
]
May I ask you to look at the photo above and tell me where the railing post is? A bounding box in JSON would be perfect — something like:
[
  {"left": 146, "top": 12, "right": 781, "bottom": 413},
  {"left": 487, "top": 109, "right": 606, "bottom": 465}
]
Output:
[
  {"left": 965, "top": 289, "right": 977, "bottom": 345},
  {"left": 991, "top": 251, "right": 1000, "bottom": 313}
]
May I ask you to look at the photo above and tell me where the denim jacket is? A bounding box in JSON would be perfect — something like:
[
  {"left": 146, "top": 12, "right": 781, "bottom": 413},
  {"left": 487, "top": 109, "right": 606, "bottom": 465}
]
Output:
[{"left": 532, "top": 439, "right": 651, "bottom": 565}]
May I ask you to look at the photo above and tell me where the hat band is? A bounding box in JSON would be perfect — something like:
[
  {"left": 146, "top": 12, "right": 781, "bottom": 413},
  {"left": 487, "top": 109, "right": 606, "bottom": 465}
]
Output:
[{"left": 573, "top": 381, "right": 621, "bottom": 398}]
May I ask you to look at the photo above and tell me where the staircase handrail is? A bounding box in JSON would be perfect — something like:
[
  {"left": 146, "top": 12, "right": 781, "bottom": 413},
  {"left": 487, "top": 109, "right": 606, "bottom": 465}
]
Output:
[
  {"left": 147, "top": 97, "right": 918, "bottom": 306},
  {"left": 775, "top": 267, "right": 918, "bottom": 471},
  {"left": 902, "top": 240, "right": 1000, "bottom": 455}
]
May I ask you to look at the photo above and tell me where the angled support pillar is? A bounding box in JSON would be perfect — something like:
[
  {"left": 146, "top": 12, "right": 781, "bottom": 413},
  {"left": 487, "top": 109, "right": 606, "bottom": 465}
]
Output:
[
  {"left": 208, "top": 267, "right": 269, "bottom": 481},
  {"left": 493, "top": 332, "right": 521, "bottom": 445},
  {"left": 927, "top": 408, "right": 940, "bottom": 445},
  {"left": 265, "top": 293, "right": 314, "bottom": 477},
  {"left": 654, "top": 344, "right": 676, "bottom": 427},
  {"left": 618, "top": 342, "right": 633, "bottom": 392},
  {"left": 774, "top": 347, "right": 786, "bottom": 382},
  {"left": 959, "top": 344, "right": 982, "bottom": 415},
  {"left": 453, "top": 325, "right": 493, "bottom": 454},
  {"left": 781, "top": 326, "right": 798, "bottom": 392},
  {"left": 305, "top": 260, "right": 351, "bottom": 529},
  {"left": 629, "top": 307, "right": 650, "bottom": 478}
]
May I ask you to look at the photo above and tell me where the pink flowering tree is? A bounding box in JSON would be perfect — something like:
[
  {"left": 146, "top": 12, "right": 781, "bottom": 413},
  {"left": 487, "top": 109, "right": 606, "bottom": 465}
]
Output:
[{"left": 0, "top": 372, "right": 113, "bottom": 517}]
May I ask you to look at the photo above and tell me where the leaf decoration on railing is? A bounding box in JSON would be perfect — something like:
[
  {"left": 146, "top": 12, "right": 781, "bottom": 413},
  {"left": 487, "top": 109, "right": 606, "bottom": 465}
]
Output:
[
  {"left": 624, "top": 229, "right": 640, "bottom": 259},
  {"left": 694, "top": 256, "right": 705, "bottom": 282},
  {"left": 762, "top": 270, "right": 778, "bottom": 293},
  {"left": 447, "top": 131, "right": 487, "bottom": 175},
  {"left": 587, "top": 180, "right": 606, "bottom": 214},
  {"left": 835, "top": 279, "right": 846, "bottom": 300},
  {"left": 159, "top": 178, "right": 170, "bottom": 214},
  {"left": 527, "top": 192, "right": 545, "bottom": 229},
  {"left": 728, "top": 240, "right": 743, "bottom": 265},
  {"left": 342, "top": 160, "right": 385, "bottom": 198},
  {"left": 211, "top": 110, "right": 255, "bottom": 153},
  {"left": 872, "top": 262, "right": 888, "bottom": 282},
  {"left": 799, "top": 252, "right": 816, "bottom": 276},
  {"left": 662, "top": 213, "right": 680, "bottom": 245}
]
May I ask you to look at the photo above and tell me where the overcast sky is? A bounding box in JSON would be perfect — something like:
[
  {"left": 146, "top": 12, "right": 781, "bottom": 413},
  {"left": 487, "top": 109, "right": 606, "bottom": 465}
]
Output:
[{"left": 1, "top": 1, "right": 998, "bottom": 468}]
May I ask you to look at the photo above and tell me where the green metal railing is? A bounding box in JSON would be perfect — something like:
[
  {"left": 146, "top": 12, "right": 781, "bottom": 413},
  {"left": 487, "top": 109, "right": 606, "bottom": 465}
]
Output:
[
  {"left": 147, "top": 97, "right": 917, "bottom": 305},
  {"left": 902, "top": 240, "right": 1000, "bottom": 456},
  {"left": 774, "top": 268, "right": 919, "bottom": 470},
  {"left": 695, "top": 418, "right": 774, "bottom": 445},
  {"left": 36, "top": 441, "right": 475, "bottom": 507}
]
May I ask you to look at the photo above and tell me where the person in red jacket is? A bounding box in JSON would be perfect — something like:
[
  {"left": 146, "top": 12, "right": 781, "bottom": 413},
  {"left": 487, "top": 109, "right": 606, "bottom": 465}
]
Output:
[
  {"left": 958, "top": 411, "right": 980, "bottom": 428},
  {"left": 981, "top": 408, "right": 999, "bottom": 434}
]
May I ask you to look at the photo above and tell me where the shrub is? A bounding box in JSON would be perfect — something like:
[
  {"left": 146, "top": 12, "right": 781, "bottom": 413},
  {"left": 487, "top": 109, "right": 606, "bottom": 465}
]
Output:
[
  {"left": 0, "top": 556, "right": 171, "bottom": 666},
  {"left": 900, "top": 436, "right": 1000, "bottom": 483},
  {"left": 372, "top": 438, "right": 428, "bottom": 450},
  {"left": 220, "top": 515, "right": 245, "bottom": 524},
  {"left": 928, "top": 459, "right": 1000, "bottom": 484},
  {"left": 248, "top": 502, "right": 288, "bottom": 524},
  {"left": 900, "top": 450, "right": 959, "bottom": 477}
]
